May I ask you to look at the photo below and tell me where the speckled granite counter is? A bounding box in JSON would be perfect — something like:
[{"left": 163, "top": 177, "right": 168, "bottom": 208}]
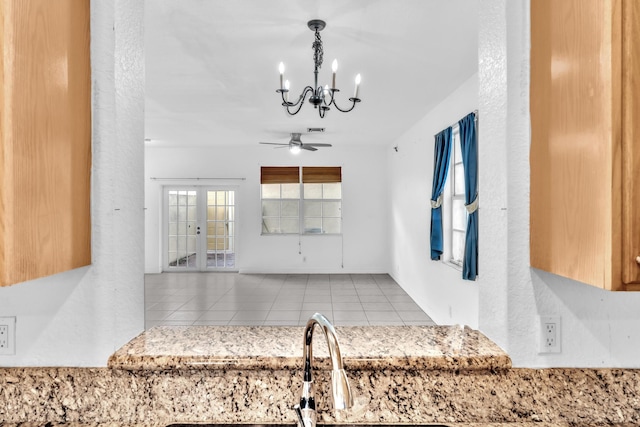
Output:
[
  {"left": 107, "top": 325, "right": 511, "bottom": 371},
  {"left": 1, "top": 424, "right": 637, "bottom": 427},
  {"left": 2, "top": 325, "right": 640, "bottom": 425},
  {"left": 4, "top": 423, "right": 636, "bottom": 427}
]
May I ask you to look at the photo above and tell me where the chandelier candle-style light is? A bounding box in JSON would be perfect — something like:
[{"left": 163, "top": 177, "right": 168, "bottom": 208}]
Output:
[{"left": 277, "top": 19, "right": 361, "bottom": 118}]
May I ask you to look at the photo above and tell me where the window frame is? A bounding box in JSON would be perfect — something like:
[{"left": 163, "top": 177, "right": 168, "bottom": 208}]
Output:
[
  {"left": 260, "top": 166, "right": 342, "bottom": 236},
  {"left": 260, "top": 182, "right": 301, "bottom": 235},
  {"left": 302, "top": 182, "right": 342, "bottom": 234},
  {"left": 443, "top": 127, "right": 467, "bottom": 269}
]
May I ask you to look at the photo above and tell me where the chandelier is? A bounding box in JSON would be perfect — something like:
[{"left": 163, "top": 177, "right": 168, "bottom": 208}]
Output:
[{"left": 277, "top": 19, "right": 361, "bottom": 118}]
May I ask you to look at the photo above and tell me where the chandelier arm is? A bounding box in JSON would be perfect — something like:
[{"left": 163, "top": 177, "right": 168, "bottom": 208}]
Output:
[
  {"left": 285, "top": 105, "right": 302, "bottom": 115},
  {"left": 278, "top": 89, "right": 300, "bottom": 108},
  {"left": 316, "top": 86, "right": 329, "bottom": 107},
  {"left": 282, "top": 86, "right": 315, "bottom": 115},
  {"left": 330, "top": 97, "right": 361, "bottom": 113},
  {"left": 320, "top": 87, "right": 332, "bottom": 106}
]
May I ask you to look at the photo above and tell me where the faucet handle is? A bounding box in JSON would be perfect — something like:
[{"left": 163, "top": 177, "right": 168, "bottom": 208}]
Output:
[
  {"left": 293, "top": 403, "right": 316, "bottom": 427},
  {"left": 293, "top": 404, "right": 306, "bottom": 427}
]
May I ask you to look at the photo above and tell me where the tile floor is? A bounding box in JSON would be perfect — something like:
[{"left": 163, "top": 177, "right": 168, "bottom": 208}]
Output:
[{"left": 145, "top": 273, "right": 436, "bottom": 328}]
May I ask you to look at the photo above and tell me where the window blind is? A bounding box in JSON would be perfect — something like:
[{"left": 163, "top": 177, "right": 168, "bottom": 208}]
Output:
[
  {"left": 260, "top": 166, "right": 300, "bottom": 184},
  {"left": 302, "top": 166, "right": 342, "bottom": 183}
]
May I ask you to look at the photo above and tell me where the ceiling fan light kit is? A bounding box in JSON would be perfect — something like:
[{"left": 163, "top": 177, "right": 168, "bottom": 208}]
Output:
[{"left": 277, "top": 19, "right": 361, "bottom": 118}]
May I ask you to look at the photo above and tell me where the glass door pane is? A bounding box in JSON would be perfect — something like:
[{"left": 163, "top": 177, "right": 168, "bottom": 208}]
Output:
[
  {"left": 205, "top": 190, "right": 235, "bottom": 269},
  {"left": 167, "top": 189, "right": 198, "bottom": 269}
]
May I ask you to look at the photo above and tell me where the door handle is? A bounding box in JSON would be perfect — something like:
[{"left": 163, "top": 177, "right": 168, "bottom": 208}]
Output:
[{"left": 197, "top": 226, "right": 201, "bottom": 235}]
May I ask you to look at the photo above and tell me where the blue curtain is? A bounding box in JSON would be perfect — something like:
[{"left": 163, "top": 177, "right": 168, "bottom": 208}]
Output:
[
  {"left": 430, "top": 127, "right": 452, "bottom": 260},
  {"left": 458, "top": 112, "right": 478, "bottom": 280}
]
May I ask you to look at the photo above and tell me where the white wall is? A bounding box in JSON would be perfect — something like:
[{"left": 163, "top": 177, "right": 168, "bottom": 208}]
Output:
[
  {"left": 476, "top": 0, "right": 511, "bottom": 360},
  {"left": 478, "top": 0, "right": 640, "bottom": 367},
  {"left": 388, "top": 74, "right": 479, "bottom": 329},
  {"left": 0, "top": 0, "right": 145, "bottom": 367},
  {"left": 145, "top": 145, "right": 389, "bottom": 275}
]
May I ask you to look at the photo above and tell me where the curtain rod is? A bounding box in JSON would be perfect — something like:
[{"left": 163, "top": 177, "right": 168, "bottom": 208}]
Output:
[
  {"left": 435, "top": 109, "right": 479, "bottom": 137},
  {"left": 150, "top": 177, "right": 246, "bottom": 181}
]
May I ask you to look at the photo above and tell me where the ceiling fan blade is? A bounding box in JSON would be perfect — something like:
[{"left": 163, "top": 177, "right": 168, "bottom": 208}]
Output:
[
  {"left": 301, "top": 145, "right": 318, "bottom": 151},
  {"left": 305, "top": 143, "right": 332, "bottom": 147},
  {"left": 259, "top": 142, "right": 289, "bottom": 146}
]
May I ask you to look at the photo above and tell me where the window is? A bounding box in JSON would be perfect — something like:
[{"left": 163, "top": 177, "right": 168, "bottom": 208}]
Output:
[
  {"left": 261, "top": 166, "right": 342, "bottom": 235},
  {"left": 261, "top": 167, "right": 300, "bottom": 234},
  {"left": 444, "top": 129, "right": 467, "bottom": 267}
]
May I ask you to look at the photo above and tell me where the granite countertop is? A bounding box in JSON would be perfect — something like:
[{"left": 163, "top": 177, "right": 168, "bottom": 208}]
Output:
[
  {"left": 1, "top": 423, "right": 632, "bottom": 427},
  {"left": 108, "top": 325, "right": 511, "bottom": 371},
  {"left": 6, "top": 328, "right": 637, "bottom": 425}
]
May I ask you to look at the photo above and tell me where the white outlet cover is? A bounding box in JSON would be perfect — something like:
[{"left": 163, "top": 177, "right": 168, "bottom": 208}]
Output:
[
  {"left": 0, "top": 316, "right": 16, "bottom": 355},
  {"left": 539, "top": 315, "right": 561, "bottom": 354}
]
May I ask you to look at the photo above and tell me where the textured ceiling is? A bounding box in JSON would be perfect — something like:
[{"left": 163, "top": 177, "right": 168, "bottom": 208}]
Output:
[{"left": 145, "top": 0, "right": 478, "bottom": 148}]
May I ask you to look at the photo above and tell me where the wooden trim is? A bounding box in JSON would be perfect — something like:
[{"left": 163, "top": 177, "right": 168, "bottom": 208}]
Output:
[
  {"left": 621, "top": 0, "right": 640, "bottom": 285},
  {"left": 302, "top": 166, "right": 342, "bottom": 183},
  {"left": 260, "top": 166, "right": 300, "bottom": 184},
  {"left": 0, "top": 2, "right": 9, "bottom": 286},
  {"left": 610, "top": 0, "right": 623, "bottom": 291}
]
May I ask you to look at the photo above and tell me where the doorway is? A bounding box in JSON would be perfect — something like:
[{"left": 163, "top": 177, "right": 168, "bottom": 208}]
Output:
[{"left": 164, "top": 187, "right": 236, "bottom": 271}]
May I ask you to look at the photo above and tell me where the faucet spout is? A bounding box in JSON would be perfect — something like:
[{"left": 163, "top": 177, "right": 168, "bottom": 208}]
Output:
[{"left": 297, "top": 313, "right": 353, "bottom": 427}]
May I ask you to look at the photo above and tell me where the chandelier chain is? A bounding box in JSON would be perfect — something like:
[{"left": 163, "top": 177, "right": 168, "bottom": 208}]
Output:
[{"left": 312, "top": 30, "right": 323, "bottom": 70}]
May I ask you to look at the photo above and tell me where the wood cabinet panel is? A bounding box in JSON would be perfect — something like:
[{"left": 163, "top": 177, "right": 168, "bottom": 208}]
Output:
[
  {"left": 0, "top": 0, "right": 91, "bottom": 287},
  {"left": 531, "top": 0, "right": 640, "bottom": 291},
  {"left": 621, "top": 0, "right": 640, "bottom": 286}
]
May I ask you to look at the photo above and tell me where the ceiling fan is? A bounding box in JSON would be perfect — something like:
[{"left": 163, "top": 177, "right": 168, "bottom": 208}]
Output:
[{"left": 259, "top": 133, "right": 332, "bottom": 152}]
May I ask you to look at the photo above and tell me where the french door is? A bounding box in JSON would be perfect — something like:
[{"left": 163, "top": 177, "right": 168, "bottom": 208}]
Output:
[{"left": 164, "top": 187, "right": 236, "bottom": 271}]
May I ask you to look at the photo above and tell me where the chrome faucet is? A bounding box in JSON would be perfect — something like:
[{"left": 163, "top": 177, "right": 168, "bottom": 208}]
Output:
[{"left": 293, "top": 313, "right": 354, "bottom": 427}]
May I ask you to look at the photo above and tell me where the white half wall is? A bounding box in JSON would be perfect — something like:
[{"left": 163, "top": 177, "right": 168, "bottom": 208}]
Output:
[
  {"left": 0, "top": 0, "right": 145, "bottom": 367},
  {"left": 387, "top": 74, "right": 479, "bottom": 329},
  {"left": 145, "top": 144, "right": 389, "bottom": 275},
  {"left": 479, "top": 0, "right": 640, "bottom": 367}
]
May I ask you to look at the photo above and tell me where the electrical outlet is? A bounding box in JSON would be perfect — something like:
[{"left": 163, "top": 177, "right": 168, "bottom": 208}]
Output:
[
  {"left": 0, "top": 316, "right": 16, "bottom": 355},
  {"left": 539, "top": 315, "right": 561, "bottom": 354}
]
